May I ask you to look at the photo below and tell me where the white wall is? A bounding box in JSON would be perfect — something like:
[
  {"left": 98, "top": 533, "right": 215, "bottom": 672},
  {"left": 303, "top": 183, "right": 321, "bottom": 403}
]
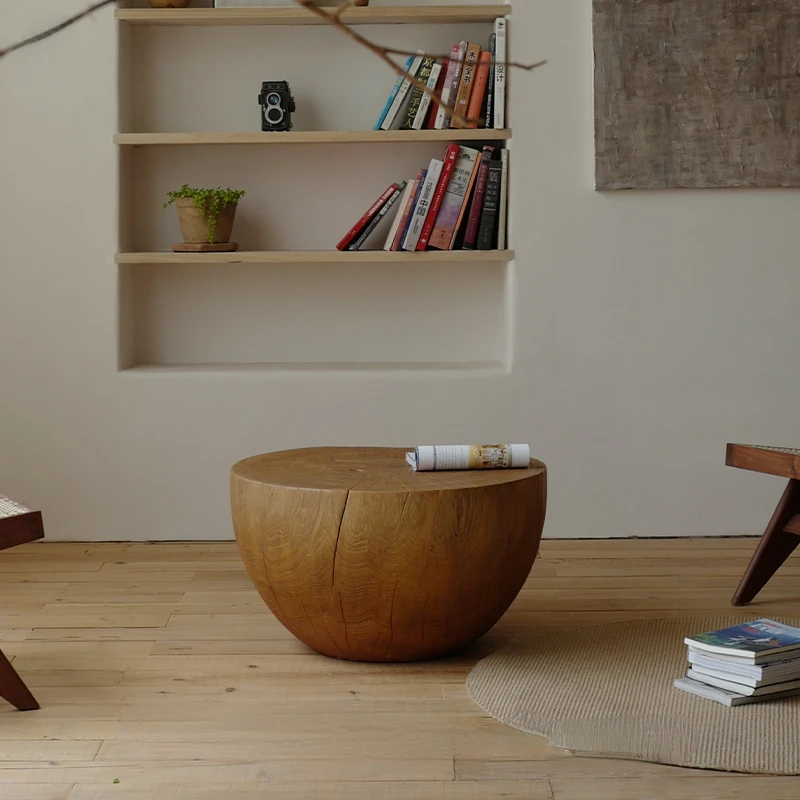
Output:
[{"left": 1, "top": 0, "right": 798, "bottom": 541}]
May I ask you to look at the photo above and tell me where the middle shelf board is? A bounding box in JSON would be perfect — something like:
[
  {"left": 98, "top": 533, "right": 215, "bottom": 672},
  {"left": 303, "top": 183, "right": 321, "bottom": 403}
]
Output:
[
  {"left": 114, "top": 130, "right": 512, "bottom": 146},
  {"left": 116, "top": 250, "right": 515, "bottom": 265}
]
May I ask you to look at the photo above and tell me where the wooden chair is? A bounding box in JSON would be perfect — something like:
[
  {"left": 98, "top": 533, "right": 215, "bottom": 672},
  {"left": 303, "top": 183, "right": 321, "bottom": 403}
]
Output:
[
  {"left": 727, "top": 444, "right": 800, "bottom": 606},
  {"left": 0, "top": 495, "right": 44, "bottom": 711}
]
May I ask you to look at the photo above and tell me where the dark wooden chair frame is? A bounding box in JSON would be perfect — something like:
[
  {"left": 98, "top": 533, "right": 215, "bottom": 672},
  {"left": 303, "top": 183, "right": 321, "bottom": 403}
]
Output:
[
  {"left": 0, "top": 497, "right": 44, "bottom": 711},
  {"left": 727, "top": 444, "right": 800, "bottom": 606}
]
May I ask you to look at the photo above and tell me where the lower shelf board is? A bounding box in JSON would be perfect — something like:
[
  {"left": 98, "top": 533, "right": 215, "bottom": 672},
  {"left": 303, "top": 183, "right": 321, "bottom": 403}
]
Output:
[{"left": 116, "top": 250, "right": 514, "bottom": 265}]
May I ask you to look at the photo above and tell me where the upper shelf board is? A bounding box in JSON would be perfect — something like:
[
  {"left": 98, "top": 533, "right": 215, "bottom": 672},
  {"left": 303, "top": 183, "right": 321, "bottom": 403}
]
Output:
[{"left": 115, "top": 5, "right": 512, "bottom": 27}]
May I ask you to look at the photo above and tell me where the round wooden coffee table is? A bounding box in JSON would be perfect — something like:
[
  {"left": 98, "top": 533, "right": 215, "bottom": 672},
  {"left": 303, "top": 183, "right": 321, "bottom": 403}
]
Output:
[{"left": 230, "top": 447, "right": 547, "bottom": 662}]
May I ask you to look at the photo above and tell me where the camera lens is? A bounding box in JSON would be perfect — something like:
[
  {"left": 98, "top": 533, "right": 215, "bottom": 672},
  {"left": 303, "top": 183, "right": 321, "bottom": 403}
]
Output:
[
  {"left": 267, "top": 107, "right": 284, "bottom": 123},
  {"left": 267, "top": 93, "right": 281, "bottom": 106}
]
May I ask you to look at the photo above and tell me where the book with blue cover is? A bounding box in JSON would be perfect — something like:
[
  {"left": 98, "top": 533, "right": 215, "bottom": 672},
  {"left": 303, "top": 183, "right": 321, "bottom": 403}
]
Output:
[{"left": 685, "top": 619, "right": 800, "bottom": 662}]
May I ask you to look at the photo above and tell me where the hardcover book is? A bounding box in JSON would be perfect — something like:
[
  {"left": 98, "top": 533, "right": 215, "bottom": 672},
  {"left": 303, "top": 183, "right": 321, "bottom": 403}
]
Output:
[
  {"left": 476, "top": 161, "right": 503, "bottom": 250},
  {"left": 374, "top": 55, "right": 414, "bottom": 130},
  {"left": 493, "top": 18, "right": 507, "bottom": 129},
  {"left": 462, "top": 145, "right": 494, "bottom": 250},
  {"left": 398, "top": 168, "right": 428, "bottom": 248},
  {"left": 391, "top": 169, "right": 424, "bottom": 250},
  {"left": 435, "top": 42, "right": 466, "bottom": 130},
  {"left": 399, "top": 56, "right": 437, "bottom": 130},
  {"left": 424, "top": 59, "right": 449, "bottom": 129},
  {"left": 383, "top": 181, "right": 415, "bottom": 251},
  {"left": 413, "top": 62, "right": 443, "bottom": 131},
  {"left": 450, "top": 43, "right": 481, "bottom": 130},
  {"left": 380, "top": 52, "right": 424, "bottom": 131},
  {"left": 336, "top": 183, "right": 398, "bottom": 251},
  {"left": 349, "top": 183, "right": 406, "bottom": 250},
  {"left": 416, "top": 143, "right": 460, "bottom": 251},
  {"left": 497, "top": 149, "right": 509, "bottom": 250},
  {"left": 484, "top": 33, "right": 496, "bottom": 130},
  {"left": 403, "top": 159, "right": 444, "bottom": 251},
  {"left": 428, "top": 146, "right": 481, "bottom": 250},
  {"left": 685, "top": 619, "right": 800, "bottom": 662},
  {"left": 466, "top": 50, "right": 492, "bottom": 129}
]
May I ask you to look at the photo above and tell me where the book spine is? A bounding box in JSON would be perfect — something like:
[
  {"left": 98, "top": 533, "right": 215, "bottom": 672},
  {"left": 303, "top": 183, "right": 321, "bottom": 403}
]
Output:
[
  {"left": 349, "top": 184, "right": 405, "bottom": 250},
  {"left": 462, "top": 146, "right": 494, "bottom": 249},
  {"left": 403, "top": 160, "right": 444, "bottom": 251},
  {"left": 391, "top": 170, "right": 424, "bottom": 251},
  {"left": 383, "top": 182, "right": 415, "bottom": 251},
  {"left": 374, "top": 55, "right": 415, "bottom": 130},
  {"left": 413, "top": 62, "right": 443, "bottom": 131},
  {"left": 477, "top": 162, "right": 502, "bottom": 250},
  {"left": 466, "top": 51, "right": 492, "bottom": 129},
  {"left": 399, "top": 57, "right": 436, "bottom": 130},
  {"left": 428, "top": 146, "right": 481, "bottom": 251},
  {"left": 435, "top": 42, "right": 466, "bottom": 130},
  {"left": 381, "top": 53, "right": 424, "bottom": 131},
  {"left": 484, "top": 33, "right": 496, "bottom": 129},
  {"left": 450, "top": 43, "right": 481, "bottom": 130},
  {"left": 493, "top": 19, "right": 507, "bottom": 129},
  {"left": 424, "top": 59, "right": 449, "bottom": 129},
  {"left": 397, "top": 169, "right": 428, "bottom": 249},
  {"left": 497, "top": 149, "right": 509, "bottom": 250},
  {"left": 416, "top": 144, "right": 460, "bottom": 251},
  {"left": 336, "top": 184, "right": 398, "bottom": 251}
]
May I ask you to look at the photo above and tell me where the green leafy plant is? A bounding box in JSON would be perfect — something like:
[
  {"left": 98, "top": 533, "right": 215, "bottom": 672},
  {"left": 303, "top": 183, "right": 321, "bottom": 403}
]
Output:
[{"left": 164, "top": 185, "right": 246, "bottom": 243}]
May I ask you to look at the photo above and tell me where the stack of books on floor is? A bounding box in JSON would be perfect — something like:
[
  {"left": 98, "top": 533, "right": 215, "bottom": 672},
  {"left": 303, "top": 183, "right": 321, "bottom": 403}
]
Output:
[
  {"left": 674, "top": 618, "right": 800, "bottom": 706},
  {"left": 336, "top": 143, "right": 508, "bottom": 252},
  {"left": 375, "top": 19, "right": 507, "bottom": 131}
]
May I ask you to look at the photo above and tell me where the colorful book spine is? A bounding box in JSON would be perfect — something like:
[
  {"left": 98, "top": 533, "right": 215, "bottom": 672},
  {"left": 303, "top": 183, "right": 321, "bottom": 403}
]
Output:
[
  {"left": 497, "top": 149, "right": 509, "bottom": 250},
  {"left": 403, "top": 159, "right": 444, "bottom": 251},
  {"left": 493, "top": 18, "right": 507, "bottom": 129},
  {"left": 416, "top": 143, "right": 460, "bottom": 251},
  {"left": 336, "top": 183, "right": 398, "bottom": 251},
  {"left": 462, "top": 146, "right": 494, "bottom": 249},
  {"left": 423, "top": 59, "right": 449, "bottom": 129},
  {"left": 391, "top": 169, "right": 424, "bottom": 250},
  {"left": 374, "top": 55, "right": 414, "bottom": 130},
  {"left": 484, "top": 33, "right": 496, "bottom": 130},
  {"left": 466, "top": 50, "right": 492, "bottom": 129},
  {"left": 398, "top": 169, "right": 428, "bottom": 249},
  {"left": 399, "top": 57, "right": 437, "bottom": 130},
  {"left": 413, "top": 62, "right": 443, "bottom": 131},
  {"left": 381, "top": 52, "right": 424, "bottom": 131},
  {"left": 477, "top": 161, "right": 503, "bottom": 250},
  {"left": 349, "top": 183, "right": 406, "bottom": 250},
  {"left": 383, "top": 181, "right": 415, "bottom": 251},
  {"left": 435, "top": 42, "right": 466, "bottom": 130},
  {"left": 428, "top": 146, "right": 481, "bottom": 250},
  {"left": 450, "top": 43, "right": 481, "bottom": 130}
]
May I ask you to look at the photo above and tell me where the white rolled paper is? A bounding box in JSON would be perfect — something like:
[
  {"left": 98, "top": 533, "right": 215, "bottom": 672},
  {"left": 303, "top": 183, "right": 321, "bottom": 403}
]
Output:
[{"left": 406, "top": 444, "right": 531, "bottom": 472}]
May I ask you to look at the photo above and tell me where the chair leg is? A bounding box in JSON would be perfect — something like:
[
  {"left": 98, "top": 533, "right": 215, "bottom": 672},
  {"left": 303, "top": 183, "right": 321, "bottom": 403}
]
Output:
[
  {"left": 732, "top": 479, "right": 800, "bottom": 606},
  {"left": 0, "top": 648, "right": 39, "bottom": 711}
]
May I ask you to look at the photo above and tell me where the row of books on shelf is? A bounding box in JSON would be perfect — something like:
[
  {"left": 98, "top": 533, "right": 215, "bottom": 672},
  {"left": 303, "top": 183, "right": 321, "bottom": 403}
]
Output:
[
  {"left": 375, "top": 19, "right": 507, "bottom": 132},
  {"left": 336, "top": 143, "right": 508, "bottom": 253}
]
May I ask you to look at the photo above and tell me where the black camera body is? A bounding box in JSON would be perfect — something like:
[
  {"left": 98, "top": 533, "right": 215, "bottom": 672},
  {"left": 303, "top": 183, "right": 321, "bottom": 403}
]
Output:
[{"left": 258, "top": 81, "right": 296, "bottom": 132}]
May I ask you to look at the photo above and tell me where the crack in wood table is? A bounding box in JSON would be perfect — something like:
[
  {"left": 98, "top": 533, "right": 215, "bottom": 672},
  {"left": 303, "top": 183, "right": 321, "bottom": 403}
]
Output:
[{"left": 0, "top": 495, "right": 44, "bottom": 711}]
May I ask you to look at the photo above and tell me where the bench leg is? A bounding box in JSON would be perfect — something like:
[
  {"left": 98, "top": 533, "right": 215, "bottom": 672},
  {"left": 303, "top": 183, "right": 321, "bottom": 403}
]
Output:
[
  {"left": 732, "top": 479, "right": 800, "bottom": 606},
  {"left": 0, "top": 648, "right": 39, "bottom": 711}
]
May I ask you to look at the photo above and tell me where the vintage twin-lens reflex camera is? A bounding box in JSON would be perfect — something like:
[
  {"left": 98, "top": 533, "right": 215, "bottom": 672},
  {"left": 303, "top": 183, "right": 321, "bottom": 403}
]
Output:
[{"left": 258, "top": 81, "right": 296, "bottom": 132}]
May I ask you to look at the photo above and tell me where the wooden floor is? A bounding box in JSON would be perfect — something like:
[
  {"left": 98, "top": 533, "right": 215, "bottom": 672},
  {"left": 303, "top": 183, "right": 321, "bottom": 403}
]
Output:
[{"left": 1, "top": 538, "right": 799, "bottom": 800}]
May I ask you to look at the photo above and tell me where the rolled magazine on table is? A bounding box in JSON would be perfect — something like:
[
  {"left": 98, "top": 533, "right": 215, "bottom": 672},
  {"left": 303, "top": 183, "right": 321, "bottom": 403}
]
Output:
[{"left": 406, "top": 444, "right": 530, "bottom": 472}]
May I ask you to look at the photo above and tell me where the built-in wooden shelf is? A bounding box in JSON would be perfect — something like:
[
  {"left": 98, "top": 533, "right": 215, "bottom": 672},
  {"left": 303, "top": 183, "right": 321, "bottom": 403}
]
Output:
[
  {"left": 123, "top": 361, "right": 509, "bottom": 375},
  {"left": 115, "top": 5, "right": 510, "bottom": 27},
  {"left": 114, "top": 130, "right": 512, "bottom": 146},
  {"left": 116, "top": 250, "right": 515, "bottom": 265}
]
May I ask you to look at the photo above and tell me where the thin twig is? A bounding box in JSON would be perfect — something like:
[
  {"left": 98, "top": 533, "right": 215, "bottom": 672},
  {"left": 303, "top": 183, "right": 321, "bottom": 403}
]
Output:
[{"left": 0, "top": 0, "right": 116, "bottom": 60}]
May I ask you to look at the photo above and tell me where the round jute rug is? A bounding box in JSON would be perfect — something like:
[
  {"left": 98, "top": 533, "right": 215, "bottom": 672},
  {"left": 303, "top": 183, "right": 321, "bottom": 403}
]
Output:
[{"left": 467, "top": 616, "right": 800, "bottom": 774}]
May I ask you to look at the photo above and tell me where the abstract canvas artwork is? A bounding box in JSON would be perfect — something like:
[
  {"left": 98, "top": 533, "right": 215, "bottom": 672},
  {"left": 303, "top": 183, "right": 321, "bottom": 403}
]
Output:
[{"left": 593, "top": 0, "right": 800, "bottom": 189}]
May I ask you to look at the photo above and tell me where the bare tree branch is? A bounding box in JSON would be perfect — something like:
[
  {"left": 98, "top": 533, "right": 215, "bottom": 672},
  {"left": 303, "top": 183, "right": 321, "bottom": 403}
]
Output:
[{"left": 0, "top": 0, "right": 545, "bottom": 128}]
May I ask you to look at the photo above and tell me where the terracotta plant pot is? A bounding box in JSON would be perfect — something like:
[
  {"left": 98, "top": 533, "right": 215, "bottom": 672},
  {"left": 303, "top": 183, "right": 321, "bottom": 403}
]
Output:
[
  {"left": 148, "top": 0, "right": 191, "bottom": 8},
  {"left": 175, "top": 198, "right": 238, "bottom": 244}
]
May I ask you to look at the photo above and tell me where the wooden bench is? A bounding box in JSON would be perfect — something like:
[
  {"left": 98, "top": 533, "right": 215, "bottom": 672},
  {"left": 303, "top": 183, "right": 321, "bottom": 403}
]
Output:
[
  {"left": 727, "top": 444, "right": 800, "bottom": 606},
  {"left": 0, "top": 495, "right": 44, "bottom": 711}
]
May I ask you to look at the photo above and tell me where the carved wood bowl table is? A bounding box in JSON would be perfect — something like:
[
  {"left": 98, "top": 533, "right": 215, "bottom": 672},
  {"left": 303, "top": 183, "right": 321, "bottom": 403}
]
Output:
[{"left": 230, "top": 447, "right": 547, "bottom": 662}]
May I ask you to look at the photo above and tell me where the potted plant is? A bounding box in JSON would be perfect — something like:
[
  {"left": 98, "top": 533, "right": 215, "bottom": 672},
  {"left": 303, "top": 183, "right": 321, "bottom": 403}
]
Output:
[{"left": 165, "top": 185, "right": 246, "bottom": 250}]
